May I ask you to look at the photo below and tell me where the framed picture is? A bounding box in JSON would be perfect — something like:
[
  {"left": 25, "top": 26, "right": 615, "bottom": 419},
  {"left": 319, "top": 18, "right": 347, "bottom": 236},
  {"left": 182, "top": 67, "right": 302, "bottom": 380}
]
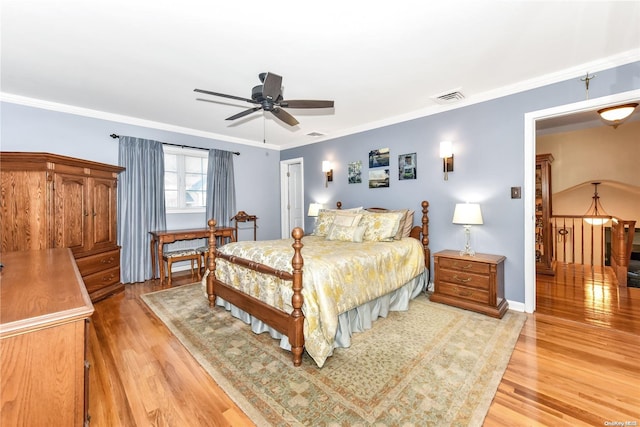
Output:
[
  {"left": 398, "top": 153, "right": 417, "bottom": 180},
  {"left": 368, "top": 169, "right": 389, "bottom": 188},
  {"left": 348, "top": 161, "right": 362, "bottom": 184},
  {"left": 369, "top": 148, "right": 389, "bottom": 168}
]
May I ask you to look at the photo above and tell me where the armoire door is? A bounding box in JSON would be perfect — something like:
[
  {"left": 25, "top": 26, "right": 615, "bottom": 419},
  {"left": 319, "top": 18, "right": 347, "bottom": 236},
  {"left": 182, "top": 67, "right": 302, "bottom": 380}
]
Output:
[
  {"left": 89, "top": 177, "right": 118, "bottom": 251},
  {"left": 54, "top": 173, "right": 90, "bottom": 253}
]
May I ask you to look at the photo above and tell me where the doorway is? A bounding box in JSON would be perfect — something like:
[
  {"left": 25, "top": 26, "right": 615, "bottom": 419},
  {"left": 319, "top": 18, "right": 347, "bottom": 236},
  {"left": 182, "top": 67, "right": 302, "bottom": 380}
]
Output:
[
  {"left": 523, "top": 88, "right": 640, "bottom": 313},
  {"left": 280, "top": 158, "right": 305, "bottom": 239}
]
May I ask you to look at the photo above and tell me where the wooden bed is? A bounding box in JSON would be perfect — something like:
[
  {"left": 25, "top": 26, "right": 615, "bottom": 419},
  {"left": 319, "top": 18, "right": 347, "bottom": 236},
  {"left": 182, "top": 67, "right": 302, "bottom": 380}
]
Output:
[{"left": 205, "top": 200, "right": 430, "bottom": 367}]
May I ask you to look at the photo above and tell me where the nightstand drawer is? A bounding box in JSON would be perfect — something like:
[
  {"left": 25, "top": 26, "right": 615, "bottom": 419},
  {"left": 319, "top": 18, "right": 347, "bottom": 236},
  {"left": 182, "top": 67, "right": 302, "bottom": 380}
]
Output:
[
  {"left": 438, "top": 268, "right": 489, "bottom": 289},
  {"left": 438, "top": 282, "right": 489, "bottom": 304},
  {"left": 438, "top": 257, "right": 490, "bottom": 275}
]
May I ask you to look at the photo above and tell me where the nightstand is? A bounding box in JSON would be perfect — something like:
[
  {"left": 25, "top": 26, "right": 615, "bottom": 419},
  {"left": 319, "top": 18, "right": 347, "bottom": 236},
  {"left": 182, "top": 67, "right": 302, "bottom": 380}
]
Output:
[{"left": 431, "top": 250, "right": 508, "bottom": 318}]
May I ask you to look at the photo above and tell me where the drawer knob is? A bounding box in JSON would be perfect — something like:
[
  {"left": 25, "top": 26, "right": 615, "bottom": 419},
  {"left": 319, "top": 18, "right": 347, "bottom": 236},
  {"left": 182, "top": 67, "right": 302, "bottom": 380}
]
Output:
[
  {"left": 459, "top": 290, "right": 472, "bottom": 297},
  {"left": 100, "top": 257, "right": 115, "bottom": 264},
  {"left": 453, "top": 275, "right": 472, "bottom": 283}
]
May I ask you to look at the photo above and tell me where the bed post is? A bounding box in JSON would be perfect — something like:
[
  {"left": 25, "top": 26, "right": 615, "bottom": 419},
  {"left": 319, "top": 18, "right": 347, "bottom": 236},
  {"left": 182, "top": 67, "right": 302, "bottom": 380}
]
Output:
[
  {"left": 207, "top": 219, "right": 218, "bottom": 308},
  {"left": 289, "top": 227, "right": 305, "bottom": 366},
  {"left": 421, "top": 201, "right": 430, "bottom": 267}
]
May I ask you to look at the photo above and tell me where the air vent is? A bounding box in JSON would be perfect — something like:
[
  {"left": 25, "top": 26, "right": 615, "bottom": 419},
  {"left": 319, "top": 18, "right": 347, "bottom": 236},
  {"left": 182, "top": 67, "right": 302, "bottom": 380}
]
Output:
[
  {"left": 431, "top": 88, "right": 465, "bottom": 105},
  {"left": 306, "top": 131, "right": 326, "bottom": 137}
]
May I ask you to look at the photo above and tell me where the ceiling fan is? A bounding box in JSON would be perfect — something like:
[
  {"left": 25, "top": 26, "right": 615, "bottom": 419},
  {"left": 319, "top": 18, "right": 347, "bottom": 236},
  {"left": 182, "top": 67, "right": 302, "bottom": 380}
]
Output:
[{"left": 194, "top": 72, "right": 334, "bottom": 126}]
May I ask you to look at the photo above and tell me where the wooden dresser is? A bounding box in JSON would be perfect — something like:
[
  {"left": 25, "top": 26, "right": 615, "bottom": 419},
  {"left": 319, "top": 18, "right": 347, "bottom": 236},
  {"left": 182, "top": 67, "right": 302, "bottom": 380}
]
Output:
[
  {"left": 431, "top": 250, "right": 508, "bottom": 318},
  {"left": 1, "top": 248, "right": 94, "bottom": 426},
  {"left": 0, "top": 152, "right": 125, "bottom": 301}
]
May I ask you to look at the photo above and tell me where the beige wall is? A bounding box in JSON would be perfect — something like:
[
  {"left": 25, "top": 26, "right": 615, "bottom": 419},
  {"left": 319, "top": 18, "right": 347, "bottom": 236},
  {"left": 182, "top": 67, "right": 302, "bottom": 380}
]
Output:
[{"left": 537, "top": 120, "right": 640, "bottom": 225}]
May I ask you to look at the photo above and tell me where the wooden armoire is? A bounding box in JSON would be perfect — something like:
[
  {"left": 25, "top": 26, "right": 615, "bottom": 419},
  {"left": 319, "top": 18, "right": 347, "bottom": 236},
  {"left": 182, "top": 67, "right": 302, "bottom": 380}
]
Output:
[{"left": 0, "top": 152, "right": 125, "bottom": 301}]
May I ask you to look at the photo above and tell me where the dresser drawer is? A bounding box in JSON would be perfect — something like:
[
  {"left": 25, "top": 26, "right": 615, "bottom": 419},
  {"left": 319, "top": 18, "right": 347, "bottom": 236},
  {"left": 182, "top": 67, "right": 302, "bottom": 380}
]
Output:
[
  {"left": 82, "top": 266, "right": 120, "bottom": 294},
  {"left": 75, "top": 249, "right": 120, "bottom": 276},
  {"left": 173, "top": 233, "right": 199, "bottom": 240},
  {"left": 438, "top": 268, "right": 489, "bottom": 290},
  {"left": 438, "top": 257, "right": 489, "bottom": 275},
  {"left": 437, "top": 282, "right": 489, "bottom": 304}
]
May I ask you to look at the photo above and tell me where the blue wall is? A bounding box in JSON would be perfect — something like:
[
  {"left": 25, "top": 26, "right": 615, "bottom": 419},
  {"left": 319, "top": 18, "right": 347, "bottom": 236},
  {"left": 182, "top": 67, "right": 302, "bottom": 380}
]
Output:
[
  {"left": 281, "top": 61, "right": 640, "bottom": 304},
  {"left": 2, "top": 61, "right": 638, "bottom": 302},
  {"left": 0, "top": 102, "right": 283, "bottom": 240}
]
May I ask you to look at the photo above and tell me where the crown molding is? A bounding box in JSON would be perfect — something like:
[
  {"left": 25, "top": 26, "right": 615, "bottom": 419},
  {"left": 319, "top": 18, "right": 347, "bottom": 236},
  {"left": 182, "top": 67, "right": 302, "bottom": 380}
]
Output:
[{"left": 0, "top": 93, "right": 281, "bottom": 151}]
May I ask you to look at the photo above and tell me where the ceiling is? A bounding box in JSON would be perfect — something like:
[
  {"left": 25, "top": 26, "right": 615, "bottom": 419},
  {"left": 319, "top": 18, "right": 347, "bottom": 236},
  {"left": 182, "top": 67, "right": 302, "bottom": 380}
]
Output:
[{"left": 2, "top": 1, "right": 639, "bottom": 149}]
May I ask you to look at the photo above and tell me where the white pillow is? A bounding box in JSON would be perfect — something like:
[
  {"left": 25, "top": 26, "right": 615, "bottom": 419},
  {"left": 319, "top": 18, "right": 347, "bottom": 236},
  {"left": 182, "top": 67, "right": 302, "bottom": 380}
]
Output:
[
  {"left": 325, "top": 224, "right": 367, "bottom": 242},
  {"left": 333, "top": 212, "right": 363, "bottom": 227}
]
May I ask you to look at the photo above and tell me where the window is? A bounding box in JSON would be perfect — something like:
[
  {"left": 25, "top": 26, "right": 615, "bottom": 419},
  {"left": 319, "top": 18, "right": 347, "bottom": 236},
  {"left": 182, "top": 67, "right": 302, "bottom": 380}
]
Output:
[{"left": 164, "top": 147, "right": 208, "bottom": 212}]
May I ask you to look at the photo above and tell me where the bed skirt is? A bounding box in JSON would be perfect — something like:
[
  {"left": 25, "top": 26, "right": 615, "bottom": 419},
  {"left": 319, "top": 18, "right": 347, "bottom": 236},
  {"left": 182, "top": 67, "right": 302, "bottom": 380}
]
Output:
[{"left": 201, "top": 270, "right": 427, "bottom": 357}]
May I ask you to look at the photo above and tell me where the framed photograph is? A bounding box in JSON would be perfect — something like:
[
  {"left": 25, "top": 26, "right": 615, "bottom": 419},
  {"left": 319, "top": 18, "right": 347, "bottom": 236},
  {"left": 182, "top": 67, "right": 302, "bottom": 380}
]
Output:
[
  {"left": 369, "top": 148, "right": 389, "bottom": 168},
  {"left": 368, "top": 169, "right": 389, "bottom": 188},
  {"left": 348, "top": 161, "right": 362, "bottom": 184},
  {"left": 398, "top": 153, "right": 417, "bottom": 180}
]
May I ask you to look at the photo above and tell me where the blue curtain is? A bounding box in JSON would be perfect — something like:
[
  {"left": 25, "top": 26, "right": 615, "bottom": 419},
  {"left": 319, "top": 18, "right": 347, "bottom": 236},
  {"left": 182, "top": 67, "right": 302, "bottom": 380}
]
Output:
[
  {"left": 118, "top": 136, "right": 167, "bottom": 283},
  {"left": 206, "top": 149, "right": 236, "bottom": 227}
]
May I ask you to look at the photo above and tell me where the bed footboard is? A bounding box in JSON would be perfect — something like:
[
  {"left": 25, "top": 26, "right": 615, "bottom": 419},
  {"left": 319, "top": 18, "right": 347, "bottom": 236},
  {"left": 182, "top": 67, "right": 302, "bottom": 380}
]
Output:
[{"left": 206, "top": 219, "right": 306, "bottom": 366}]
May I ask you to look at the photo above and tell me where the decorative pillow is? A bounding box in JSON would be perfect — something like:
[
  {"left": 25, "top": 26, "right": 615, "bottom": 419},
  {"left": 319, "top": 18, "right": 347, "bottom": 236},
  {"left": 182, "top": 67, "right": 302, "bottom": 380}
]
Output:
[
  {"left": 333, "top": 212, "right": 363, "bottom": 227},
  {"left": 311, "top": 211, "right": 337, "bottom": 236},
  {"left": 365, "top": 208, "right": 413, "bottom": 239},
  {"left": 359, "top": 211, "right": 404, "bottom": 242},
  {"left": 325, "top": 224, "right": 367, "bottom": 242},
  {"left": 402, "top": 210, "right": 415, "bottom": 238}
]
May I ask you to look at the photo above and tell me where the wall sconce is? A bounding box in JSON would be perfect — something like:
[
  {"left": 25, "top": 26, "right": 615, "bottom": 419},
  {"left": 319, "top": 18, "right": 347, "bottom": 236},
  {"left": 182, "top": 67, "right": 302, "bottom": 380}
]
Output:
[
  {"left": 322, "top": 160, "right": 333, "bottom": 187},
  {"left": 439, "top": 141, "right": 454, "bottom": 181},
  {"left": 597, "top": 103, "right": 638, "bottom": 128},
  {"left": 452, "top": 202, "right": 483, "bottom": 256}
]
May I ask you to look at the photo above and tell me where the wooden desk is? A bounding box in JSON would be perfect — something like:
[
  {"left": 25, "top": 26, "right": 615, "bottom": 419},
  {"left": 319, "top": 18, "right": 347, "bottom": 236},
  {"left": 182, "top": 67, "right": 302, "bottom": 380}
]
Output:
[{"left": 149, "top": 227, "right": 235, "bottom": 283}]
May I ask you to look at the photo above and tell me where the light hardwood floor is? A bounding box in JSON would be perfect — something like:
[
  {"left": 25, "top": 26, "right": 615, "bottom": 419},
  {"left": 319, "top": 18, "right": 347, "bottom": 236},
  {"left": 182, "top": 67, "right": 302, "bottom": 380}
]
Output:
[{"left": 88, "top": 265, "right": 640, "bottom": 426}]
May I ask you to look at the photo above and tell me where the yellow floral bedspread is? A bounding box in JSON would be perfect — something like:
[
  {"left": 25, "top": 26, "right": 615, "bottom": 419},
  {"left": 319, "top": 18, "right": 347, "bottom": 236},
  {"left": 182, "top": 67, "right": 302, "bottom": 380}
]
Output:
[{"left": 214, "top": 235, "right": 425, "bottom": 367}]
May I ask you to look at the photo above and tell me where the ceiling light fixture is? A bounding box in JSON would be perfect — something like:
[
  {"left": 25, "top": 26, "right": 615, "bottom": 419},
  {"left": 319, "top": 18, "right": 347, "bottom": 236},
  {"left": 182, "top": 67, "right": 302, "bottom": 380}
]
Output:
[
  {"left": 597, "top": 103, "right": 638, "bottom": 128},
  {"left": 583, "top": 182, "right": 611, "bottom": 225}
]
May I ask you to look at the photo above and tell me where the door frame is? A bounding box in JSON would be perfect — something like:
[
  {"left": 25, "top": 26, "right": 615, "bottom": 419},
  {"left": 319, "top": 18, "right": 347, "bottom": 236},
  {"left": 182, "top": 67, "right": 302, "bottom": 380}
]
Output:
[
  {"left": 523, "top": 88, "right": 640, "bottom": 313},
  {"left": 280, "top": 157, "right": 305, "bottom": 239}
]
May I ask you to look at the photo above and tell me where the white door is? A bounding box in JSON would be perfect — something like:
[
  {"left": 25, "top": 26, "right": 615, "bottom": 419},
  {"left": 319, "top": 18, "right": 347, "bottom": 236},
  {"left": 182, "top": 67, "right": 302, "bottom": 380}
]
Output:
[{"left": 280, "top": 158, "right": 304, "bottom": 238}]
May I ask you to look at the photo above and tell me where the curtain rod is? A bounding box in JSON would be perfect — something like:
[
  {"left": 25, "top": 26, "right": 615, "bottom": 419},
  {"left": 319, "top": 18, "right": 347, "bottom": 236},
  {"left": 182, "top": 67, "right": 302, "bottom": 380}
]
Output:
[{"left": 110, "top": 134, "right": 240, "bottom": 155}]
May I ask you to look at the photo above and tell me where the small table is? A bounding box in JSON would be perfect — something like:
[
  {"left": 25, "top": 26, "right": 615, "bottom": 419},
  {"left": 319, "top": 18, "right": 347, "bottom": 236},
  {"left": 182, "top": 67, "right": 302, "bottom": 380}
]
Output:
[
  {"left": 431, "top": 250, "right": 508, "bottom": 318},
  {"left": 149, "top": 227, "right": 235, "bottom": 284}
]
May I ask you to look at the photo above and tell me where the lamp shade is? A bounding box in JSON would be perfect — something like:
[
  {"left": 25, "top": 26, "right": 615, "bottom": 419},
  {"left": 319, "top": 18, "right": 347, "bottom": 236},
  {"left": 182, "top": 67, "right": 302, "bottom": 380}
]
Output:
[
  {"left": 452, "top": 203, "right": 483, "bottom": 225},
  {"left": 598, "top": 103, "right": 638, "bottom": 122},
  {"left": 308, "top": 203, "right": 323, "bottom": 217},
  {"left": 439, "top": 141, "right": 453, "bottom": 158},
  {"left": 322, "top": 161, "right": 332, "bottom": 173}
]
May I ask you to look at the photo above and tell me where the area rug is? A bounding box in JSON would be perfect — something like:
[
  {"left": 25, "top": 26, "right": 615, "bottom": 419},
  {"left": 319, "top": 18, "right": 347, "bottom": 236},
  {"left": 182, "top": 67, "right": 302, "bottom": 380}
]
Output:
[{"left": 142, "top": 283, "right": 526, "bottom": 426}]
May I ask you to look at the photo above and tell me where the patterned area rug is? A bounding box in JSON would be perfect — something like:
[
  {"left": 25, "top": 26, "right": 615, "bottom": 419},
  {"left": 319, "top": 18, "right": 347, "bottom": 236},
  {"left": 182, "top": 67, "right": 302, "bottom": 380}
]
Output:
[{"left": 142, "top": 283, "right": 526, "bottom": 426}]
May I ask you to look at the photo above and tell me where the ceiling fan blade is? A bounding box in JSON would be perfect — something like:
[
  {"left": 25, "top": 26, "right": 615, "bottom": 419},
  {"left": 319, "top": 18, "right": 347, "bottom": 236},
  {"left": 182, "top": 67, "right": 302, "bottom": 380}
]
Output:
[
  {"left": 271, "top": 107, "right": 299, "bottom": 126},
  {"left": 262, "top": 73, "right": 283, "bottom": 101},
  {"left": 226, "top": 107, "right": 262, "bottom": 121},
  {"left": 280, "top": 100, "right": 334, "bottom": 109},
  {"left": 194, "top": 88, "right": 257, "bottom": 104}
]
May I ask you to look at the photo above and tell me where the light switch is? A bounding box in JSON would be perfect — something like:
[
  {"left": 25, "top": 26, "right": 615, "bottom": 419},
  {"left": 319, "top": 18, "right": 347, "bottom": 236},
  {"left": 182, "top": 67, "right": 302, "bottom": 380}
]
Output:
[{"left": 511, "top": 186, "right": 521, "bottom": 199}]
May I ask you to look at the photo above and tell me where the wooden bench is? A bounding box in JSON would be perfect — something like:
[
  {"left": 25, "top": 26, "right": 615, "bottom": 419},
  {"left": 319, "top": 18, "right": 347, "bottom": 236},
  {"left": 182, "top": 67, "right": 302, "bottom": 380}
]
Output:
[{"left": 162, "top": 249, "right": 201, "bottom": 286}]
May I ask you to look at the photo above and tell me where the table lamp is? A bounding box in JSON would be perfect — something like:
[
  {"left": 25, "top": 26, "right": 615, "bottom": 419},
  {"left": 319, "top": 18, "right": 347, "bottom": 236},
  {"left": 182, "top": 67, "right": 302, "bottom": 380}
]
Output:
[{"left": 452, "top": 203, "right": 483, "bottom": 256}]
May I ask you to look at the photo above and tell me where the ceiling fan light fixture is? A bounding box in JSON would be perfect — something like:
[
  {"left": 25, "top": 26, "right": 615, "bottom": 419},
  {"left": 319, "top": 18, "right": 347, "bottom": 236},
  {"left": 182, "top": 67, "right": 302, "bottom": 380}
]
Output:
[{"left": 597, "top": 103, "right": 638, "bottom": 127}]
